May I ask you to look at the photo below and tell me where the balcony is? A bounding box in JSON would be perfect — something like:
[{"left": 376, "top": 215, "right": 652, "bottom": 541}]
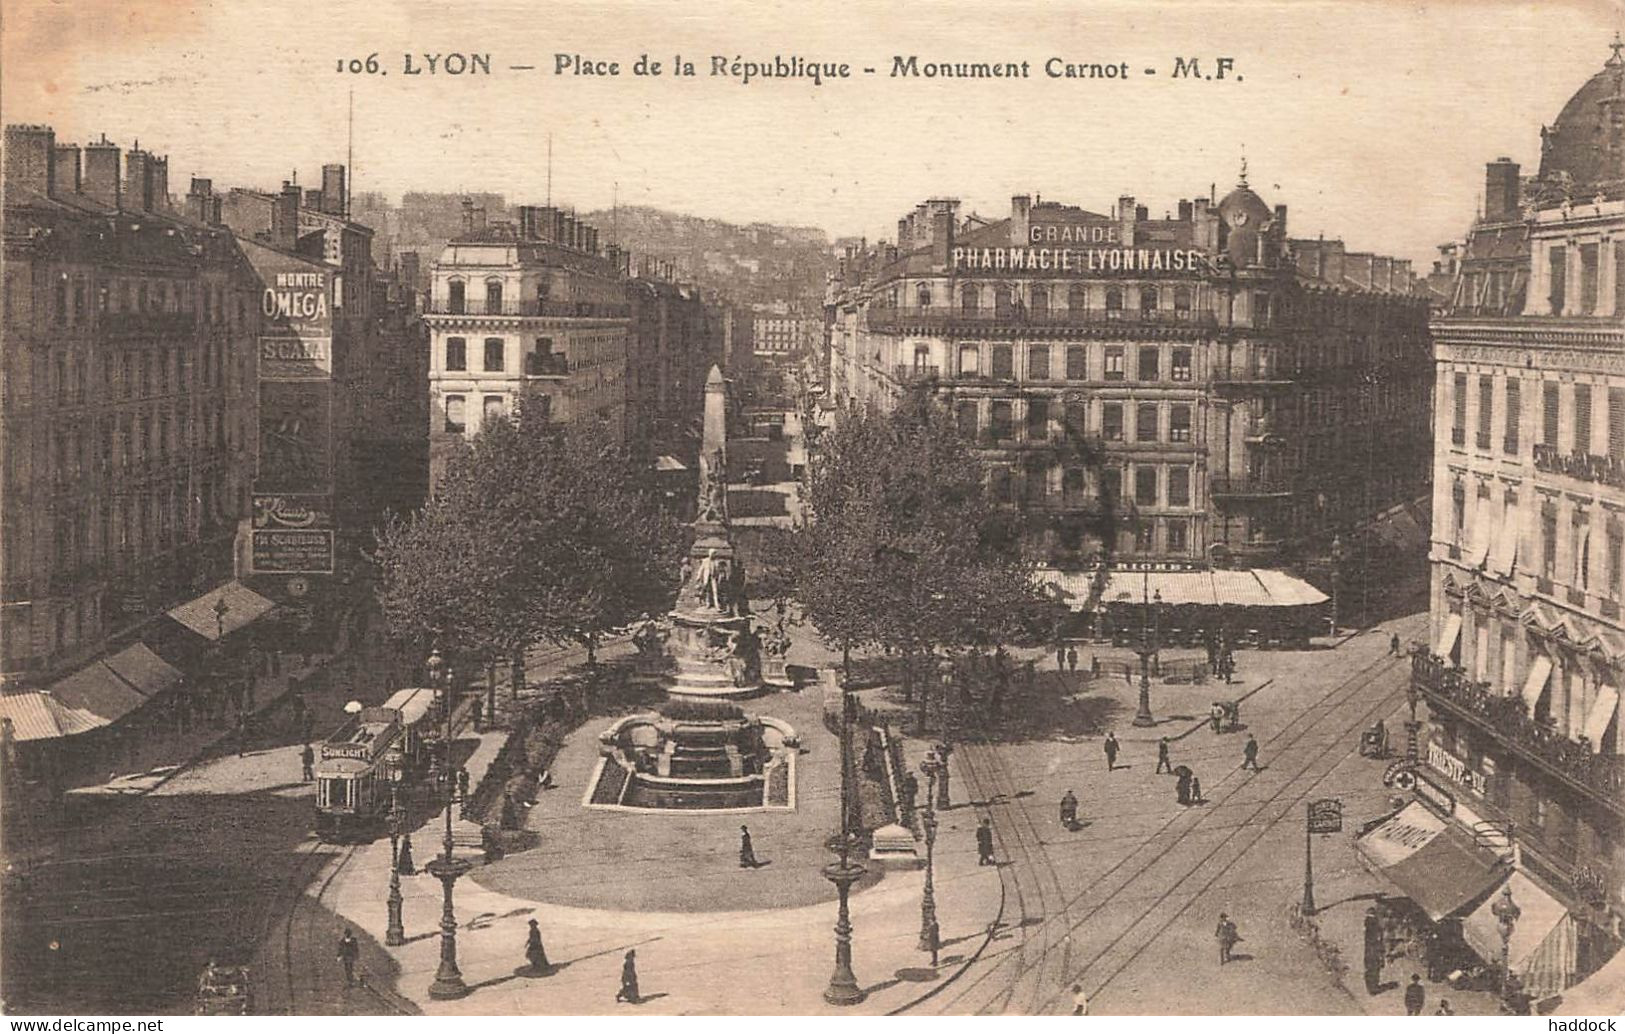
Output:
[
  {"left": 426, "top": 299, "right": 631, "bottom": 319},
  {"left": 891, "top": 363, "right": 940, "bottom": 383},
  {"left": 1209, "top": 476, "right": 1294, "bottom": 499},
  {"left": 1532, "top": 443, "right": 1625, "bottom": 489},
  {"left": 1411, "top": 651, "right": 1625, "bottom": 814},
  {"left": 100, "top": 312, "right": 198, "bottom": 337},
  {"left": 864, "top": 305, "right": 1218, "bottom": 334},
  {"left": 524, "top": 353, "right": 571, "bottom": 377}
]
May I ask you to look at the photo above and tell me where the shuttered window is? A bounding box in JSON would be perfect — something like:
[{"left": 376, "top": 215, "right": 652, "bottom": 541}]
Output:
[
  {"left": 1543, "top": 381, "right": 1561, "bottom": 447},
  {"left": 1505, "top": 379, "right": 1521, "bottom": 454}
]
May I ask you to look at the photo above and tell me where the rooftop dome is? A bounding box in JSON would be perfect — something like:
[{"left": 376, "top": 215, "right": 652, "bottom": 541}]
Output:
[
  {"left": 1537, "top": 37, "right": 1625, "bottom": 195},
  {"left": 1216, "top": 159, "right": 1276, "bottom": 265}
]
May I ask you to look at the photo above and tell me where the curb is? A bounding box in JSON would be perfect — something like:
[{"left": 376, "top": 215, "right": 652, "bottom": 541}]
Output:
[{"left": 887, "top": 852, "right": 1009, "bottom": 1015}]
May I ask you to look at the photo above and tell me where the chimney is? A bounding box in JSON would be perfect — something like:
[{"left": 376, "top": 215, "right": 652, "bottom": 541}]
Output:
[
  {"left": 1118, "top": 195, "right": 1137, "bottom": 246},
  {"left": 186, "top": 177, "right": 214, "bottom": 223},
  {"left": 1484, "top": 158, "right": 1521, "bottom": 222},
  {"left": 3, "top": 124, "right": 56, "bottom": 197},
  {"left": 517, "top": 205, "right": 535, "bottom": 238},
  {"left": 1273, "top": 204, "right": 1288, "bottom": 236},
  {"left": 125, "top": 148, "right": 154, "bottom": 211},
  {"left": 561, "top": 214, "right": 576, "bottom": 249},
  {"left": 272, "top": 181, "right": 300, "bottom": 248},
  {"left": 51, "top": 143, "right": 81, "bottom": 196},
  {"left": 321, "top": 163, "right": 346, "bottom": 215},
  {"left": 1011, "top": 194, "right": 1032, "bottom": 246},
  {"left": 1177, "top": 199, "right": 1193, "bottom": 222},
  {"left": 149, "top": 155, "right": 169, "bottom": 211},
  {"left": 83, "top": 137, "right": 121, "bottom": 208},
  {"left": 930, "top": 208, "right": 954, "bottom": 267},
  {"left": 305, "top": 188, "right": 325, "bottom": 211},
  {"left": 1135, "top": 204, "right": 1149, "bottom": 222},
  {"left": 461, "top": 197, "right": 475, "bottom": 234}
]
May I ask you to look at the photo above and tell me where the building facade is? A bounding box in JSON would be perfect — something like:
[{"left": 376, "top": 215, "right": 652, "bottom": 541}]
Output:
[
  {"left": 625, "top": 265, "right": 726, "bottom": 461},
  {"left": 827, "top": 187, "right": 1431, "bottom": 590},
  {"left": 1417, "top": 43, "right": 1625, "bottom": 994}
]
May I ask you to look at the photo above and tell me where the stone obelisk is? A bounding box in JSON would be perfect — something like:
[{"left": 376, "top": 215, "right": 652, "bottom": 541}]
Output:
[{"left": 665, "top": 366, "right": 762, "bottom": 698}]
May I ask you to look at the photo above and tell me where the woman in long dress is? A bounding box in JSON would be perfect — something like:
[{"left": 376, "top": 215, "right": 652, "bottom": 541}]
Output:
[{"left": 524, "top": 919, "right": 551, "bottom": 974}]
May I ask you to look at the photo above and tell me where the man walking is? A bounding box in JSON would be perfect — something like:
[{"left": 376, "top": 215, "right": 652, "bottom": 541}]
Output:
[
  {"left": 1156, "top": 737, "right": 1172, "bottom": 774},
  {"left": 616, "top": 949, "right": 640, "bottom": 1004},
  {"left": 1071, "top": 984, "right": 1089, "bottom": 1015},
  {"left": 1067, "top": 647, "right": 1078, "bottom": 674},
  {"left": 1103, "top": 732, "right": 1120, "bottom": 771},
  {"left": 1390, "top": 633, "right": 1402, "bottom": 656},
  {"left": 1056, "top": 644, "right": 1067, "bottom": 671},
  {"left": 336, "top": 929, "right": 359, "bottom": 987},
  {"left": 739, "top": 824, "right": 758, "bottom": 868},
  {"left": 301, "top": 743, "right": 315, "bottom": 783},
  {"left": 1403, "top": 973, "right": 1426, "bottom": 1015},
  {"left": 1242, "top": 734, "right": 1261, "bottom": 771},
  {"left": 1215, "top": 914, "right": 1240, "bottom": 964},
  {"left": 975, "top": 818, "right": 995, "bottom": 866}
]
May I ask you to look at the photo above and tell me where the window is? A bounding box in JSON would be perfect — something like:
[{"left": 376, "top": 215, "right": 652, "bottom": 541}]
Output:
[
  {"left": 956, "top": 400, "right": 978, "bottom": 438},
  {"left": 1541, "top": 500, "right": 1558, "bottom": 579},
  {"left": 1138, "top": 346, "right": 1159, "bottom": 381},
  {"left": 1543, "top": 381, "right": 1560, "bottom": 447},
  {"left": 1064, "top": 401, "right": 1087, "bottom": 439},
  {"left": 1505, "top": 379, "right": 1521, "bottom": 454},
  {"left": 1028, "top": 344, "right": 1050, "bottom": 380},
  {"left": 485, "top": 279, "right": 503, "bottom": 313},
  {"left": 1612, "top": 388, "right": 1625, "bottom": 461},
  {"left": 1102, "top": 402, "right": 1124, "bottom": 441},
  {"left": 1477, "top": 376, "right": 1494, "bottom": 450},
  {"left": 448, "top": 280, "right": 465, "bottom": 314},
  {"left": 1452, "top": 481, "right": 1466, "bottom": 545},
  {"left": 1168, "top": 466, "right": 1190, "bottom": 507},
  {"left": 1140, "top": 286, "right": 1159, "bottom": 316},
  {"left": 484, "top": 338, "right": 505, "bottom": 373},
  {"left": 1063, "top": 467, "right": 1087, "bottom": 503},
  {"left": 1171, "top": 348, "right": 1192, "bottom": 382},
  {"left": 1026, "top": 398, "right": 1049, "bottom": 439},
  {"left": 917, "top": 283, "right": 932, "bottom": 308},
  {"left": 1135, "top": 465, "right": 1158, "bottom": 506},
  {"left": 958, "top": 344, "right": 980, "bottom": 377},
  {"left": 1452, "top": 372, "right": 1467, "bottom": 446},
  {"left": 1167, "top": 519, "right": 1188, "bottom": 553},
  {"left": 1574, "top": 512, "right": 1591, "bottom": 590},
  {"left": 991, "top": 344, "right": 1013, "bottom": 379},
  {"left": 1136, "top": 403, "right": 1159, "bottom": 442},
  {"left": 1066, "top": 345, "right": 1086, "bottom": 380},
  {"left": 1105, "top": 287, "right": 1123, "bottom": 316},
  {"left": 53, "top": 278, "right": 67, "bottom": 323},
  {"left": 1135, "top": 520, "right": 1156, "bottom": 552},
  {"left": 1173, "top": 286, "right": 1192, "bottom": 318},
  {"left": 483, "top": 395, "right": 506, "bottom": 423},
  {"left": 1030, "top": 286, "right": 1048, "bottom": 315},
  {"left": 1104, "top": 346, "right": 1124, "bottom": 380},
  {"left": 444, "top": 395, "right": 466, "bottom": 434},
  {"left": 1576, "top": 384, "right": 1593, "bottom": 454},
  {"left": 1609, "top": 517, "right": 1623, "bottom": 600},
  {"left": 1170, "top": 404, "right": 1192, "bottom": 442},
  {"left": 961, "top": 284, "right": 980, "bottom": 313},
  {"left": 1549, "top": 246, "right": 1566, "bottom": 316},
  {"left": 990, "top": 467, "right": 1012, "bottom": 503},
  {"left": 1580, "top": 243, "right": 1598, "bottom": 315},
  {"left": 994, "top": 286, "right": 1013, "bottom": 317},
  {"left": 1068, "top": 284, "right": 1087, "bottom": 312},
  {"left": 990, "top": 400, "right": 1014, "bottom": 440},
  {"left": 1254, "top": 291, "right": 1271, "bottom": 326},
  {"left": 445, "top": 337, "right": 467, "bottom": 372}
]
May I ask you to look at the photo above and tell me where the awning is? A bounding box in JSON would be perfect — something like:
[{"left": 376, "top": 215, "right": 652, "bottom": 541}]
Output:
[
  {"left": 1522, "top": 654, "right": 1554, "bottom": 711},
  {"left": 1355, "top": 801, "right": 1510, "bottom": 921},
  {"left": 103, "top": 643, "right": 183, "bottom": 698},
  {"left": 1488, "top": 520, "right": 1520, "bottom": 576},
  {"left": 1461, "top": 870, "right": 1576, "bottom": 999},
  {"left": 382, "top": 687, "right": 436, "bottom": 727},
  {"left": 1254, "top": 569, "right": 1330, "bottom": 606},
  {"left": 1210, "top": 570, "right": 1276, "bottom": 607},
  {"left": 50, "top": 662, "right": 148, "bottom": 725},
  {"left": 1466, "top": 520, "right": 1493, "bottom": 569},
  {"left": 0, "top": 691, "right": 104, "bottom": 742},
  {"left": 1554, "top": 932, "right": 1625, "bottom": 1015},
  {"left": 1436, "top": 612, "right": 1464, "bottom": 658},
  {"left": 653, "top": 455, "right": 688, "bottom": 472},
  {"left": 166, "top": 581, "right": 277, "bottom": 641},
  {"left": 1583, "top": 685, "right": 1619, "bottom": 745}
]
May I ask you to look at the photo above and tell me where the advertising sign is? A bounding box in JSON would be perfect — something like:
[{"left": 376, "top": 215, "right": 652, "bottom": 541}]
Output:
[
  {"left": 246, "top": 242, "right": 334, "bottom": 381},
  {"left": 257, "top": 382, "right": 332, "bottom": 493},
  {"left": 251, "top": 529, "right": 335, "bottom": 574},
  {"left": 252, "top": 494, "right": 334, "bottom": 530},
  {"left": 1307, "top": 798, "right": 1343, "bottom": 834},
  {"left": 1427, "top": 741, "right": 1488, "bottom": 796}
]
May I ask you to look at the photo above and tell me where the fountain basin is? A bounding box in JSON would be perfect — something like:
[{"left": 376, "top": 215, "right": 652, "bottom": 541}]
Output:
[{"left": 584, "top": 703, "right": 798, "bottom": 813}]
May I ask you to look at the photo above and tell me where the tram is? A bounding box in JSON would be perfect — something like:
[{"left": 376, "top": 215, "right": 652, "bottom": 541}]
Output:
[{"left": 314, "top": 687, "right": 438, "bottom": 841}]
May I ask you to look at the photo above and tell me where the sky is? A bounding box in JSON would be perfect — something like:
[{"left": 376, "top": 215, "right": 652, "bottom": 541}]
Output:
[{"left": 3, "top": 0, "right": 1622, "bottom": 266}]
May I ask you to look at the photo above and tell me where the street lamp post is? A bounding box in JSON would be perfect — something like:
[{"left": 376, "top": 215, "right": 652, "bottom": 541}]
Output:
[
  {"left": 423, "top": 649, "right": 471, "bottom": 1001},
  {"left": 1329, "top": 536, "right": 1345, "bottom": 637},
  {"left": 1491, "top": 882, "right": 1521, "bottom": 1010},
  {"left": 386, "top": 773, "right": 406, "bottom": 946},
  {"left": 822, "top": 689, "right": 866, "bottom": 1006},
  {"left": 1132, "top": 588, "right": 1163, "bottom": 728},
  {"left": 918, "top": 751, "right": 941, "bottom": 961}
]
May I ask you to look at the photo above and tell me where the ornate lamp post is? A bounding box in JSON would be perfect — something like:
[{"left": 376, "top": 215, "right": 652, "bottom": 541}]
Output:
[
  {"left": 1131, "top": 588, "right": 1163, "bottom": 727},
  {"left": 1491, "top": 882, "right": 1521, "bottom": 1009},
  {"left": 1329, "top": 535, "right": 1345, "bottom": 637},
  {"left": 423, "top": 649, "right": 471, "bottom": 1000},
  {"left": 918, "top": 750, "right": 942, "bottom": 962},
  {"left": 822, "top": 689, "right": 866, "bottom": 1006},
  {"left": 385, "top": 769, "right": 406, "bottom": 947}
]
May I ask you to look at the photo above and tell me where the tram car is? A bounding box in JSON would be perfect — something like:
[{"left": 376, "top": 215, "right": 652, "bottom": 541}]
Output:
[{"left": 314, "top": 687, "right": 437, "bottom": 841}]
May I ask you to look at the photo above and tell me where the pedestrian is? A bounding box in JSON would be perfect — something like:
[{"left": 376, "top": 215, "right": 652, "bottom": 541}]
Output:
[
  {"left": 1056, "top": 644, "right": 1067, "bottom": 671},
  {"left": 1242, "top": 734, "right": 1260, "bottom": 771},
  {"left": 301, "top": 743, "right": 315, "bottom": 782},
  {"left": 1071, "top": 984, "right": 1089, "bottom": 1016},
  {"left": 524, "top": 918, "right": 551, "bottom": 975},
  {"left": 1060, "top": 789, "right": 1078, "bottom": 830},
  {"left": 1103, "top": 732, "right": 1119, "bottom": 771},
  {"left": 616, "top": 949, "right": 640, "bottom": 1004},
  {"left": 975, "top": 818, "right": 995, "bottom": 866},
  {"left": 1363, "top": 907, "right": 1384, "bottom": 995},
  {"left": 1390, "top": 633, "right": 1402, "bottom": 656},
  {"left": 739, "top": 824, "right": 758, "bottom": 868},
  {"left": 1067, "top": 647, "right": 1078, "bottom": 674},
  {"left": 1403, "top": 973, "right": 1425, "bottom": 1015},
  {"left": 457, "top": 767, "right": 470, "bottom": 801},
  {"left": 1156, "top": 737, "right": 1172, "bottom": 774},
  {"left": 337, "top": 929, "right": 359, "bottom": 987},
  {"left": 1435, "top": 1000, "right": 1453, "bottom": 1016},
  {"left": 1189, "top": 774, "right": 1203, "bottom": 803},
  {"left": 1176, "top": 770, "right": 1192, "bottom": 805},
  {"left": 1210, "top": 702, "right": 1224, "bottom": 734},
  {"left": 471, "top": 697, "right": 484, "bottom": 731},
  {"left": 1215, "top": 913, "right": 1240, "bottom": 964}
]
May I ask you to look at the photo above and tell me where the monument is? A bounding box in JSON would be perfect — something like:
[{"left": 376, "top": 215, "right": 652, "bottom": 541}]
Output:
[{"left": 667, "top": 366, "right": 764, "bottom": 698}]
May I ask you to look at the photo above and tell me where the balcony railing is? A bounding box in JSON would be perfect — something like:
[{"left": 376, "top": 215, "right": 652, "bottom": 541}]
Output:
[
  {"left": 891, "top": 363, "right": 940, "bottom": 383},
  {"left": 1411, "top": 651, "right": 1625, "bottom": 813},
  {"left": 427, "top": 299, "right": 631, "bottom": 319},
  {"left": 865, "top": 306, "right": 1217, "bottom": 333},
  {"left": 1209, "top": 476, "right": 1294, "bottom": 498},
  {"left": 524, "top": 353, "right": 571, "bottom": 377},
  {"left": 1532, "top": 443, "right": 1625, "bottom": 488}
]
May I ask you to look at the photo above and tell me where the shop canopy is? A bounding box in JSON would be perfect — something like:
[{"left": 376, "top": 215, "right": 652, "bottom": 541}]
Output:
[
  {"left": 1461, "top": 870, "right": 1576, "bottom": 1000},
  {"left": 166, "top": 581, "right": 277, "bottom": 641},
  {"left": 1354, "top": 801, "right": 1510, "bottom": 921},
  {"left": 49, "top": 661, "right": 148, "bottom": 726},
  {"left": 1554, "top": 932, "right": 1625, "bottom": 1015},
  {"left": 1038, "top": 567, "right": 1328, "bottom": 612},
  {"left": 1435, "top": 613, "right": 1463, "bottom": 658},
  {"left": 103, "top": 643, "right": 184, "bottom": 698},
  {"left": 1582, "top": 685, "right": 1619, "bottom": 746},
  {"left": 0, "top": 691, "right": 105, "bottom": 742},
  {"left": 1521, "top": 654, "right": 1554, "bottom": 713},
  {"left": 382, "top": 687, "right": 437, "bottom": 728}
]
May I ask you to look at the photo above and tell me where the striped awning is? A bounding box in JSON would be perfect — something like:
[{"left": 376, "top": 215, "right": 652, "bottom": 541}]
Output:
[
  {"left": 0, "top": 691, "right": 105, "bottom": 742},
  {"left": 1037, "top": 568, "right": 1330, "bottom": 612}
]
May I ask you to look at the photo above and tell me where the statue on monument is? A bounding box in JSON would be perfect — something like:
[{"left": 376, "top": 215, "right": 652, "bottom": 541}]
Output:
[{"left": 696, "top": 448, "right": 728, "bottom": 527}]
